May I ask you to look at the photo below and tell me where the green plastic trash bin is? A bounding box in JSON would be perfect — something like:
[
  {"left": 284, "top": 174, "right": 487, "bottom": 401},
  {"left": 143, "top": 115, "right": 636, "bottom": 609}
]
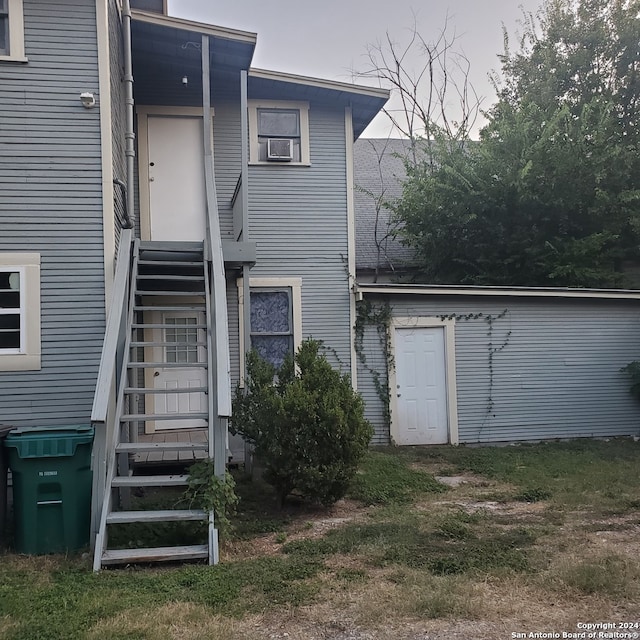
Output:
[{"left": 4, "top": 425, "right": 94, "bottom": 554}]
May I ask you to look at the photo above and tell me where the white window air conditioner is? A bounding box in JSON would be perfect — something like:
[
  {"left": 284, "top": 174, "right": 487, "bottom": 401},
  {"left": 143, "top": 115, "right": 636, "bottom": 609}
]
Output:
[{"left": 267, "top": 138, "right": 293, "bottom": 161}]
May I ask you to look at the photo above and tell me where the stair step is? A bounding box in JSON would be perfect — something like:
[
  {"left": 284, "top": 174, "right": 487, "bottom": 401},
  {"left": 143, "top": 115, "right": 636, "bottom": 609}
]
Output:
[
  {"left": 116, "top": 441, "right": 208, "bottom": 453},
  {"left": 137, "top": 275, "right": 204, "bottom": 282},
  {"left": 136, "top": 290, "right": 205, "bottom": 296},
  {"left": 133, "top": 305, "right": 206, "bottom": 312},
  {"left": 132, "top": 323, "right": 207, "bottom": 330},
  {"left": 138, "top": 260, "right": 203, "bottom": 267},
  {"left": 125, "top": 386, "right": 208, "bottom": 395},
  {"left": 101, "top": 544, "right": 209, "bottom": 565},
  {"left": 127, "top": 361, "right": 206, "bottom": 369},
  {"left": 106, "top": 509, "right": 207, "bottom": 524},
  {"left": 121, "top": 412, "right": 208, "bottom": 422},
  {"left": 112, "top": 474, "right": 190, "bottom": 487},
  {"left": 139, "top": 241, "right": 203, "bottom": 252},
  {"left": 130, "top": 341, "right": 208, "bottom": 348}
]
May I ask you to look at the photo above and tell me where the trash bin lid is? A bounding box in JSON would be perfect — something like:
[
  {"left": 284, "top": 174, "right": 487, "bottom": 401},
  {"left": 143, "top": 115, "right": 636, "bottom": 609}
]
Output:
[{"left": 4, "top": 425, "right": 94, "bottom": 458}]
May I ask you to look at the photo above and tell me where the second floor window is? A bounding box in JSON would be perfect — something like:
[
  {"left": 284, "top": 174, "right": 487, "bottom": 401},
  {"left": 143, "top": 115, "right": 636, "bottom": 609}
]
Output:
[{"left": 257, "top": 109, "right": 301, "bottom": 162}]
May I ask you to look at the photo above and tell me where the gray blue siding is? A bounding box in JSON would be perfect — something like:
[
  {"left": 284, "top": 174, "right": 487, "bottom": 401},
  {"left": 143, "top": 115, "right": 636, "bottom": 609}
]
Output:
[
  {"left": 0, "top": 0, "right": 105, "bottom": 426},
  {"left": 248, "top": 105, "right": 352, "bottom": 371},
  {"left": 359, "top": 295, "right": 640, "bottom": 444}
]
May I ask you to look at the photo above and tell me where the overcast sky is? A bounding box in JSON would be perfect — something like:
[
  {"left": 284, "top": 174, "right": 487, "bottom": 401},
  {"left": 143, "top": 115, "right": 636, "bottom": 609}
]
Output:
[{"left": 167, "top": 1, "right": 543, "bottom": 137}]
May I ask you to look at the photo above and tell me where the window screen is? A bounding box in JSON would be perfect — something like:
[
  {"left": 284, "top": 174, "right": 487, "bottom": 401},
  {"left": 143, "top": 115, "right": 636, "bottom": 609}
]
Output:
[{"left": 257, "top": 109, "right": 301, "bottom": 162}]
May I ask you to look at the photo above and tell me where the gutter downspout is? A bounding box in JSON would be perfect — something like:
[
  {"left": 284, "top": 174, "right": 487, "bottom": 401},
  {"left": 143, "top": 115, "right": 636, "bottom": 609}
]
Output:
[{"left": 122, "top": 0, "right": 135, "bottom": 228}]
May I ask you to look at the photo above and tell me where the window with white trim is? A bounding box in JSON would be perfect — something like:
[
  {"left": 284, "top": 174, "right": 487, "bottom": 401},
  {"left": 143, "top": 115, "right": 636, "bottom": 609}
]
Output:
[
  {"left": 238, "top": 277, "right": 302, "bottom": 381},
  {"left": 0, "top": 253, "right": 40, "bottom": 371},
  {"left": 250, "top": 288, "right": 294, "bottom": 369},
  {"left": 0, "top": 0, "right": 26, "bottom": 62},
  {"left": 248, "top": 100, "right": 310, "bottom": 165}
]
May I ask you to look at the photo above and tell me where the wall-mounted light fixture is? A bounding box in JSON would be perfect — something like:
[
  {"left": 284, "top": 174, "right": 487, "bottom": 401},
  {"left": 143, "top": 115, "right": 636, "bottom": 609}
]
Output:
[
  {"left": 80, "top": 92, "right": 96, "bottom": 109},
  {"left": 182, "top": 75, "right": 188, "bottom": 88}
]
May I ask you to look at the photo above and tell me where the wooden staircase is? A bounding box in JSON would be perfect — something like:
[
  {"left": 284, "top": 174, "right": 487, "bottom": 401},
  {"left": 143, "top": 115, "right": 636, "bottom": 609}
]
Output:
[{"left": 93, "top": 240, "right": 221, "bottom": 569}]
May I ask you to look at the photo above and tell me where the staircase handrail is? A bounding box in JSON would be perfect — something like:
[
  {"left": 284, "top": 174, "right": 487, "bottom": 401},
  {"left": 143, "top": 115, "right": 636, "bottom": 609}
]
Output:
[{"left": 91, "top": 227, "right": 135, "bottom": 424}]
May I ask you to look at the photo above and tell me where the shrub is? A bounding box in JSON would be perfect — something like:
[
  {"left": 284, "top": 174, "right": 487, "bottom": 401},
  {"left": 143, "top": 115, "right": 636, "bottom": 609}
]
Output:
[{"left": 230, "top": 339, "right": 373, "bottom": 506}]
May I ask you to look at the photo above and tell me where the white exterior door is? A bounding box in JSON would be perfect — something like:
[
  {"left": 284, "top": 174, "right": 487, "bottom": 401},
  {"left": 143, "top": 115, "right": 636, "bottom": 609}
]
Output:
[
  {"left": 394, "top": 326, "right": 449, "bottom": 445},
  {"left": 147, "top": 116, "right": 207, "bottom": 241},
  {"left": 148, "top": 312, "right": 207, "bottom": 431}
]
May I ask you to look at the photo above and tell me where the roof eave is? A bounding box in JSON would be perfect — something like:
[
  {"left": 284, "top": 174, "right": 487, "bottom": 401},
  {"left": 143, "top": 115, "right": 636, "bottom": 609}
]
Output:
[{"left": 355, "top": 283, "right": 640, "bottom": 301}]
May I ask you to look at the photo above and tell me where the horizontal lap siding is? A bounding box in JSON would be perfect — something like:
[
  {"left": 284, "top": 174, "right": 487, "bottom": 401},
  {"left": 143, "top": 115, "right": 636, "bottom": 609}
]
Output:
[
  {"left": 357, "top": 324, "right": 390, "bottom": 444},
  {"left": 0, "top": 0, "right": 104, "bottom": 426},
  {"left": 248, "top": 106, "right": 352, "bottom": 371},
  {"left": 362, "top": 295, "right": 640, "bottom": 444}
]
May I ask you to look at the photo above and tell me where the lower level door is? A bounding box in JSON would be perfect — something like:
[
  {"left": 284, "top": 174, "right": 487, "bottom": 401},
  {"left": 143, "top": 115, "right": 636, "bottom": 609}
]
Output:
[
  {"left": 147, "top": 311, "right": 207, "bottom": 431},
  {"left": 394, "top": 326, "right": 449, "bottom": 445}
]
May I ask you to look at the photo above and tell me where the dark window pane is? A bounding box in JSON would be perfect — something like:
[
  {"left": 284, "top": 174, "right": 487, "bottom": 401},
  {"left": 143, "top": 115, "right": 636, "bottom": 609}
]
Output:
[
  {"left": 258, "top": 110, "right": 300, "bottom": 137},
  {"left": 251, "top": 335, "right": 292, "bottom": 370},
  {"left": 250, "top": 291, "right": 290, "bottom": 333},
  {"left": 0, "top": 314, "right": 19, "bottom": 329},
  {"left": 0, "top": 17, "right": 7, "bottom": 55},
  {"left": 0, "top": 331, "right": 20, "bottom": 349},
  {"left": 0, "top": 291, "right": 19, "bottom": 309}
]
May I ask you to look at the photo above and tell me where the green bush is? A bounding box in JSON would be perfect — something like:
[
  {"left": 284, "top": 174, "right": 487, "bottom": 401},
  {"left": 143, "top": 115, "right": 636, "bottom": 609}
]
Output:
[{"left": 230, "top": 339, "right": 373, "bottom": 507}]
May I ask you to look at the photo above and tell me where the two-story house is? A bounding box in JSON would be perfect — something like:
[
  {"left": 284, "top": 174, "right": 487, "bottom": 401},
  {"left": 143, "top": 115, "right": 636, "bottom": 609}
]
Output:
[{"left": 0, "top": 0, "right": 388, "bottom": 569}]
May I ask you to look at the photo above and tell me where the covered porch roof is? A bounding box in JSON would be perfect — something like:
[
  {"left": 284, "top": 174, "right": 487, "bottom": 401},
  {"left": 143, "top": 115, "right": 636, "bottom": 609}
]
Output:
[{"left": 130, "top": 10, "right": 389, "bottom": 135}]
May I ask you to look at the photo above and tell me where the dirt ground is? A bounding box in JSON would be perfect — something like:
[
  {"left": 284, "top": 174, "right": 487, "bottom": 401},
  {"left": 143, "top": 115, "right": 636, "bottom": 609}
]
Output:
[{"left": 220, "top": 470, "right": 640, "bottom": 640}]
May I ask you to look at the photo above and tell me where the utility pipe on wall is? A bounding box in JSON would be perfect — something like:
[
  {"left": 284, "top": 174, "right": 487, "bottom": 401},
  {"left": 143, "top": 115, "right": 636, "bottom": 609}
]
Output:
[{"left": 121, "top": 0, "right": 136, "bottom": 227}]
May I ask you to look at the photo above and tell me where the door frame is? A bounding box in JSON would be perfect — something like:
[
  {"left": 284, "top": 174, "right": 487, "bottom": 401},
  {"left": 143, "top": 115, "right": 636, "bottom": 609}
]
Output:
[
  {"left": 136, "top": 106, "right": 215, "bottom": 242},
  {"left": 388, "top": 316, "right": 459, "bottom": 445}
]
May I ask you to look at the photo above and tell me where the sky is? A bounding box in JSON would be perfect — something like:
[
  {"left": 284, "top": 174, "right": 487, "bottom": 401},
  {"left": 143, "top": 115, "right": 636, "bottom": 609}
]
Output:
[{"left": 167, "top": 0, "right": 543, "bottom": 138}]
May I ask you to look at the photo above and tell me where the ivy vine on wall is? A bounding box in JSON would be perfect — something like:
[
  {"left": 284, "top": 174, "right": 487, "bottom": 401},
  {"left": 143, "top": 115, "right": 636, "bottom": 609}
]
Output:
[{"left": 355, "top": 301, "right": 512, "bottom": 437}]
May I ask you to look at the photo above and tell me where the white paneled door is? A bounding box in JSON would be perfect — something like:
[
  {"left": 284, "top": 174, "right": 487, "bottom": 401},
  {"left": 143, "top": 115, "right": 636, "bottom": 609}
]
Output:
[
  {"left": 147, "top": 116, "right": 207, "bottom": 241},
  {"left": 149, "top": 312, "right": 207, "bottom": 431},
  {"left": 394, "top": 327, "right": 449, "bottom": 445}
]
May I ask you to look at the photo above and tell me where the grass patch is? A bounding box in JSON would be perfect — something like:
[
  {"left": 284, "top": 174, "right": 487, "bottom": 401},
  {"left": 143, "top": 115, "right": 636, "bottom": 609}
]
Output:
[
  {"left": 0, "top": 554, "right": 323, "bottom": 639},
  {"left": 551, "top": 554, "right": 640, "bottom": 598},
  {"left": 283, "top": 511, "right": 539, "bottom": 577},
  {"left": 347, "top": 450, "right": 446, "bottom": 505},
  {"left": 389, "top": 438, "right": 640, "bottom": 513}
]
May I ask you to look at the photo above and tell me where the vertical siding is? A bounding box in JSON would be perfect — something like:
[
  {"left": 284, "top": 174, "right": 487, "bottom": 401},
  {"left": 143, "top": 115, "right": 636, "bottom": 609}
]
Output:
[
  {"left": 248, "top": 105, "right": 352, "bottom": 370},
  {"left": 0, "top": 0, "right": 105, "bottom": 426},
  {"left": 360, "top": 295, "right": 640, "bottom": 444}
]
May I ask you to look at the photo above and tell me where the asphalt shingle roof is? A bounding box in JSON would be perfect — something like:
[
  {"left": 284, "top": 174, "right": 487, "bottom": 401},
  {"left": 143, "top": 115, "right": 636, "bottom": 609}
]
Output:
[{"left": 353, "top": 138, "right": 417, "bottom": 275}]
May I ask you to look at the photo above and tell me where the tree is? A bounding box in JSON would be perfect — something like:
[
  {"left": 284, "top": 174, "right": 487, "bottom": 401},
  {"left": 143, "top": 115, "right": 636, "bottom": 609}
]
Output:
[
  {"left": 230, "top": 340, "right": 373, "bottom": 507},
  {"left": 394, "top": 0, "right": 640, "bottom": 287}
]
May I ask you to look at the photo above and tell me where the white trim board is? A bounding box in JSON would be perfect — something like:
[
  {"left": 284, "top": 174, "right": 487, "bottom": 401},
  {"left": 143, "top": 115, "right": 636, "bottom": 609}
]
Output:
[
  {"left": 388, "top": 316, "right": 459, "bottom": 446},
  {"left": 357, "top": 284, "right": 640, "bottom": 301}
]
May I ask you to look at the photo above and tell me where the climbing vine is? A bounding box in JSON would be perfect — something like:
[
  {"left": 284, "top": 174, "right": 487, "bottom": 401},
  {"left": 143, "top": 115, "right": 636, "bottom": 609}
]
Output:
[
  {"left": 438, "top": 309, "right": 511, "bottom": 428},
  {"left": 354, "top": 300, "right": 394, "bottom": 424},
  {"left": 355, "top": 302, "right": 512, "bottom": 437}
]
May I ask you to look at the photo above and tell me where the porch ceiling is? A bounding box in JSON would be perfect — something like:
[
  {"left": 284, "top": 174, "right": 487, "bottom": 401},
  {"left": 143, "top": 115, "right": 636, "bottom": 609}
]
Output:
[{"left": 131, "top": 14, "right": 256, "bottom": 105}]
